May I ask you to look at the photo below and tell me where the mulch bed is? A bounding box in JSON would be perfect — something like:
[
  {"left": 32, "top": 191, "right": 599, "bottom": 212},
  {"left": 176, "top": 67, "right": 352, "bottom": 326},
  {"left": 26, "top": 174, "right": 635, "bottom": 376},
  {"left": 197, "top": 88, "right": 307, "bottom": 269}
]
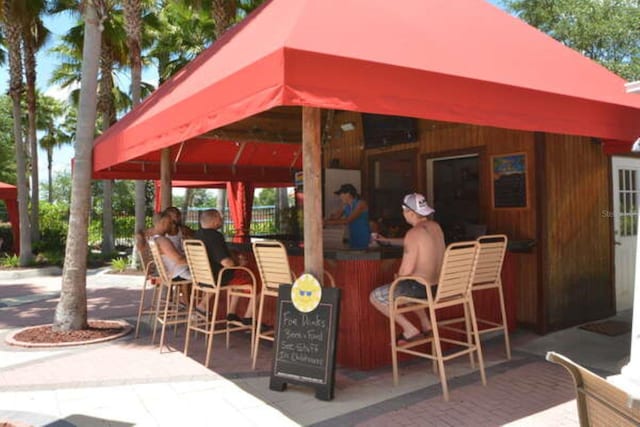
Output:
[{"left": 7, "top": 320, "right": 131, "bottom": 347}]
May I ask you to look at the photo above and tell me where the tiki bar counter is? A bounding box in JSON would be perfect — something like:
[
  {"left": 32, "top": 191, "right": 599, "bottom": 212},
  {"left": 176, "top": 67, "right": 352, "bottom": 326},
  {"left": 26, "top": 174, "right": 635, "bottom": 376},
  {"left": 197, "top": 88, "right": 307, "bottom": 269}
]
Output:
[{"left": 228, "top": 239, "right": 520, "bottom": 370}]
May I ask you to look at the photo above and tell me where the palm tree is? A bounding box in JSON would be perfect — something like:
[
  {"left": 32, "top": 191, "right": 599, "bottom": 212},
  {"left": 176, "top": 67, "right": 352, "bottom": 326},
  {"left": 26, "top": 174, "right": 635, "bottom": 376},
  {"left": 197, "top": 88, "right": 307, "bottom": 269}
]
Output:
[
  {"left": 37, "top": 94, "right": 72, "bottom": 202},
  {"left": 123, "top": 0, "right": 146, "bottom": 245},
  {"left": 1, "top": 0, "right": 33, "bottom": 266},
  {"left": 148, "top": 1, "right": 215, "bottom": 83},
  {"left": 49, "top": 5, "right": 129, "bottom": 257},
  {"left": 22, "top": 0, "right": 50, "bottom": 243},
  {"left": 211, "top": 0, "right": 237, "bottom": 37},
  {"left": 54, "top": 0, "right": 104, "bottom": 332}
]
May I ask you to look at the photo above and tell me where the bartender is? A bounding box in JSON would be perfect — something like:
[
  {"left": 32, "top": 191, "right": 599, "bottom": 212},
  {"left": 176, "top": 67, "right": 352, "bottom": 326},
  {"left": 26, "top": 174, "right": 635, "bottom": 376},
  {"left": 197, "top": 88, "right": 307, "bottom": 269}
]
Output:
[{"left": 325, "top": 183, "right": 371, "bottom": 249}]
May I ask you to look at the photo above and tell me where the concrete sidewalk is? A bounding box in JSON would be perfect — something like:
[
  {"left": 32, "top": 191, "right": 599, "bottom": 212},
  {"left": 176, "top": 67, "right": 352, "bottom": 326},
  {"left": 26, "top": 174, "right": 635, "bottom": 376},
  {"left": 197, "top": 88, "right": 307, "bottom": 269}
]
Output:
[{"left": 0, "top": 269, "right": 630, "bottom": 426}]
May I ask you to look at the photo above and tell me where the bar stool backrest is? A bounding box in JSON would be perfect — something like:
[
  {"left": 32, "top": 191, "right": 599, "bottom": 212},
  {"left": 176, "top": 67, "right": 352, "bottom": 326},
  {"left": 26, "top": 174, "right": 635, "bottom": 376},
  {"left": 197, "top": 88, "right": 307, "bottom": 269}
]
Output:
[
  {"left": 135, "top": 231, "right": 156, "bottom": 279},
  {"left": 252, "top": 240, "right": 295, "bottom": 292},
  {"left": 434, "top": 241, "right": 479, "bottom": 304},
  {"left": 183, "top": 239, "right": 217, "bottom": 288},
  {"left": 474, "top": 234, "right": 508, "bottom": 286},
  {"left": 148, "top": 238, "right": 172, "bottom": 285}
]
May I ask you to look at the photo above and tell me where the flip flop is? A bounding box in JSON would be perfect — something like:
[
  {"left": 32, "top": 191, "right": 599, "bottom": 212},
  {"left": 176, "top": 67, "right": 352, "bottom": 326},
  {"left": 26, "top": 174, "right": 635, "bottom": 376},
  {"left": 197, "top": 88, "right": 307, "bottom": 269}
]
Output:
[
  {"left": 227, "top": 313, "right": 242, "bottom": 322},
  {"left": 396, "top": 332, "right": 424, "bottom": 346}
]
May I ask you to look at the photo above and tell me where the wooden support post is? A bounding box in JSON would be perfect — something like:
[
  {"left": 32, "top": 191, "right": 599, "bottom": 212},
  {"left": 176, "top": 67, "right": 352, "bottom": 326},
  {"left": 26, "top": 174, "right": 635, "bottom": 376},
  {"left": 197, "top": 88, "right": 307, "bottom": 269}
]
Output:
[
  {"left": 302, "top": 106, "right": 324, "bottom": 280},
  {"left": 160, "top": 148, "right": 172, "bottom": 211}
]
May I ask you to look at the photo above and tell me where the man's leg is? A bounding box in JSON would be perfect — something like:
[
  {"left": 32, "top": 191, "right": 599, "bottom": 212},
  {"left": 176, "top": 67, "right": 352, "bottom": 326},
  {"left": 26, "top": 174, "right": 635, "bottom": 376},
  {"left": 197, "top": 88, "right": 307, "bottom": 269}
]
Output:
[
  {"left": 369, "top": 289, "right": 420, "bottom": 339},
  {"left": 414, "top": 309, "right": 432, "bottom": 333}
]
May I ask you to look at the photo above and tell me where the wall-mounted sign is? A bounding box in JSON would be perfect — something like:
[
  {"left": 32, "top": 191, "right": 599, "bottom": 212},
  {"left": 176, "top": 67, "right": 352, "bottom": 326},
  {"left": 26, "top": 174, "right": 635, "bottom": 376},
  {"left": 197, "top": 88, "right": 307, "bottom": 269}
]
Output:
[{"left": 492, "top": 153, "right": 528, "bottom": 209}]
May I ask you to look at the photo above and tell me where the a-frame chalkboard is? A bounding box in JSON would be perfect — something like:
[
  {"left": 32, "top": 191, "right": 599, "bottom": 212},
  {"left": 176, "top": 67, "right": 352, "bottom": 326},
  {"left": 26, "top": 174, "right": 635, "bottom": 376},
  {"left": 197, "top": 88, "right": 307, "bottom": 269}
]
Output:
[{"left": 269, "top": 285, "right": 341, "bottom": 401}]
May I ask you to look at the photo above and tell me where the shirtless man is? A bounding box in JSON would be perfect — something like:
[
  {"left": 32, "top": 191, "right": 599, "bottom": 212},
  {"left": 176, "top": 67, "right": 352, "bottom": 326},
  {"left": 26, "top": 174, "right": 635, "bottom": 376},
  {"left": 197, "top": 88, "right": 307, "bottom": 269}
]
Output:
[
  {"left": 162, "top": 206, "right": 194, "bottom": 255},
  {"left": 148, "top": 213, "right": 192, "bottom": 286},
  {"left": 369, "top": 193, "right": 445, "bottom": 343}
]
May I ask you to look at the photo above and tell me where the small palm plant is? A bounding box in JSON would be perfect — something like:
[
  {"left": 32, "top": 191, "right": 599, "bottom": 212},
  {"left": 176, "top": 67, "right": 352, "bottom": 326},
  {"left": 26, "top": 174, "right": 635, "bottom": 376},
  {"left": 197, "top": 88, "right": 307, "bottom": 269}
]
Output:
[
  {"left": 110, "top": 257, "right": 129, "bottom": 273},
  {"left": 0, "top": 254, "right": 20, "bottom": 268}
]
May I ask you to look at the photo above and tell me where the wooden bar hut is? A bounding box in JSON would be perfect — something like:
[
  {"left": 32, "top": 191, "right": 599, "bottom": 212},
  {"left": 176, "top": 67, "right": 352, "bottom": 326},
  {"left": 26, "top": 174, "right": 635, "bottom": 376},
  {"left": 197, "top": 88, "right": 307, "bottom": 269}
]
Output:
[{"left": 92, "top": 0, "right": 640, "bottom": 364}]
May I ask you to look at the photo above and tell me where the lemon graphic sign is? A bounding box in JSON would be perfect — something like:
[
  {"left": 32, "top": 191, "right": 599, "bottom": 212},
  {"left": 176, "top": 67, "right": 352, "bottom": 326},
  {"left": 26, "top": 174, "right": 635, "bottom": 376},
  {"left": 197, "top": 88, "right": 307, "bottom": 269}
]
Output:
[{"left": 291, "top": 273, "right": 322, "bottom": 312}]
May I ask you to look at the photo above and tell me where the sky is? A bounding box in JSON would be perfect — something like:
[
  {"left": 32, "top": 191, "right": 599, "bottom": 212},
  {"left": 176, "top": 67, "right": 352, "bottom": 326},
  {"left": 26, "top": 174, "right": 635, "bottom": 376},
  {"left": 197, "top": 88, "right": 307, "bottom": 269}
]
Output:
[{"left": 1, "top": 1, "right": 508, "bottom": 185}]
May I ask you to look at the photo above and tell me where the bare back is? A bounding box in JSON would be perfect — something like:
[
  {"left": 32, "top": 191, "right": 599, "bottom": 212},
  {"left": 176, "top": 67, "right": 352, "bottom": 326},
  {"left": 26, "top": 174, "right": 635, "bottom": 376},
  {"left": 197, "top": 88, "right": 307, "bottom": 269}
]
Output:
[{"left": 397, "top": 219, "right": 445, "bottom": 285}]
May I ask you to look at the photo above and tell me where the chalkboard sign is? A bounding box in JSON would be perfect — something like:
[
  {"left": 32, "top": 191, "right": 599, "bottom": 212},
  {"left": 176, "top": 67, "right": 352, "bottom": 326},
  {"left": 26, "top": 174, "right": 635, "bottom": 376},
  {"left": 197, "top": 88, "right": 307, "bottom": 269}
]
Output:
[
  {"left": 269, "top": 284, "right": 341, "bottom": 401},
  {"left": 492, "top": 153, "right": 528, "bottom": 209}
]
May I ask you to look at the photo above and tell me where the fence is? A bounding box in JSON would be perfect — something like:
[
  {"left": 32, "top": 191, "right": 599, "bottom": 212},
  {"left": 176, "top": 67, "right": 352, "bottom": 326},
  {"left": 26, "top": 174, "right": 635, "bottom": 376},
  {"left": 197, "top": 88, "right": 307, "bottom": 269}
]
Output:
[{"left": 113, "top": 205, "right": 280, "bottom": 248}]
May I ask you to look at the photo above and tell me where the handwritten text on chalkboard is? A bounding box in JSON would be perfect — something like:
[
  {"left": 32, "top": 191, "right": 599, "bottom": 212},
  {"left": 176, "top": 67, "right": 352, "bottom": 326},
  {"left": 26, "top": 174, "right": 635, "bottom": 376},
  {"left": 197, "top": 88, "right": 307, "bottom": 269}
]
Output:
[{"left": 275, "top": 303, "right": 333, "bottom": 383}]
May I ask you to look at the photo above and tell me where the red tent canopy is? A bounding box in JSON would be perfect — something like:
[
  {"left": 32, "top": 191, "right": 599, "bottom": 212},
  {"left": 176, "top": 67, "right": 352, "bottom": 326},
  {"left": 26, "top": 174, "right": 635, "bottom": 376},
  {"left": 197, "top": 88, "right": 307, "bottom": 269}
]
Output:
[
  {"left": 0, "top": 182, "right": 19, "bottom": 254},
  {"left": 93, "top": 0, "right": 640, "bottom": 178}
]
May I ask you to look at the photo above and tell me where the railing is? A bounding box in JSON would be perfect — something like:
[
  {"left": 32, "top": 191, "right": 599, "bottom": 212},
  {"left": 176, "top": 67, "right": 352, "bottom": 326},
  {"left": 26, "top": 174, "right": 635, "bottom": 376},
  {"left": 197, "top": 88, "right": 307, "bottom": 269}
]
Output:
[{"left": 112, "top": 205, "right": 281, "bottom": 248}]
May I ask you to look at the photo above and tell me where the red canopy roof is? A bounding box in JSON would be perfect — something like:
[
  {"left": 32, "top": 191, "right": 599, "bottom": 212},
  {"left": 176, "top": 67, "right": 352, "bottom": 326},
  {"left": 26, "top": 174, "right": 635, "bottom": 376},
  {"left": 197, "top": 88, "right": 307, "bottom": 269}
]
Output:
[
  {"left": 0, "top": 182, "right": 17, "bottom": 200},
  {"left": 93, "top": 0, "right": 640, "bottom": 180}
]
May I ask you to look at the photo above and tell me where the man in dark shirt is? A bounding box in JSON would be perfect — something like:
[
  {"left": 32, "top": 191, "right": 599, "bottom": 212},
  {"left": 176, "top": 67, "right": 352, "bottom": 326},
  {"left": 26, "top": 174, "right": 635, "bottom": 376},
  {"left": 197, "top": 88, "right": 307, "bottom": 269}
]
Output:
[{"left": 194, "top": 209, "right": 253, "bottom": 323}]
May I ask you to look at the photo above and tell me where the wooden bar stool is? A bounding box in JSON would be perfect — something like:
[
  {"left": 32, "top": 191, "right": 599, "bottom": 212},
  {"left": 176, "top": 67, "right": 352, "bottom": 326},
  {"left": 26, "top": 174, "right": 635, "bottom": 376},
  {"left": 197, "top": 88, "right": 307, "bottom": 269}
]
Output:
[
  {"left": 134, "top": 232, "right": 160, "bottom": 338},
  {"left": 183, "top": 239, "right": 257, "bottom": 368},
  {"left": 148, "top": 239, "right": 191, "bottom": 351},
  {"left": 472, "top": 234, "right": 510, "bottom": 359},
  {"left": 390, "top": 241, "right": 486, "bottom": 401},
  {"left": 251, "top": 240, "right": 296, "bottom": 370}
]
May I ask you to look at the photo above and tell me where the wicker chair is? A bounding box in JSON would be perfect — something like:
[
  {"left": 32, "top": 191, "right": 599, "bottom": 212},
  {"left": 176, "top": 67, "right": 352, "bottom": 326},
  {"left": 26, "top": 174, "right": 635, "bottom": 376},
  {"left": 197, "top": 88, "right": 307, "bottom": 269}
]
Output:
[
  {"left": 183, "top": 239, "right": 257, "bottom": 368},
  {"left": 547, "top": 351, "right": 640, "bottom": 426},
  {"left": 389, "top": 240, "right": 486, "bottom": 401}
]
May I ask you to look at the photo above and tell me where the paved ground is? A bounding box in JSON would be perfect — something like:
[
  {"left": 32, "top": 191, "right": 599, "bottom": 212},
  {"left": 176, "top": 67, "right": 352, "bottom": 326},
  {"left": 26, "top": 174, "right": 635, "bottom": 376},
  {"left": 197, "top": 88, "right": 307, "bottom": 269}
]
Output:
[{"left": 0, "top": 268, "right": 632, "bottom": 426}]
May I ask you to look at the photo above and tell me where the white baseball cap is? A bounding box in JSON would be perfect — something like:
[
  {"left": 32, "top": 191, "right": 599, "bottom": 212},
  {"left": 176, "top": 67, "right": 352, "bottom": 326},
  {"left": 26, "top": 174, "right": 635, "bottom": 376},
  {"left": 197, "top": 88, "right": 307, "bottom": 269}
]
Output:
[{"left": 402, "top": 193, "right": 434, "bottom": 216}]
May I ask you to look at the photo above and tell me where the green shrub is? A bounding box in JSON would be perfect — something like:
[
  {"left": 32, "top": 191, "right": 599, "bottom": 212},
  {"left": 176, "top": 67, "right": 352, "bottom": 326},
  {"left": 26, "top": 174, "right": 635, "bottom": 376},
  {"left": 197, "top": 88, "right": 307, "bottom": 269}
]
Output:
[
  {"left": 39, "top": 202, "right": 69, "bottom": 252},
  {"left": 110, "top": 256, "right": 129, "bottom": 272},
  {"left": 0, "top": 254, "right": 19, "bottom": 268}
]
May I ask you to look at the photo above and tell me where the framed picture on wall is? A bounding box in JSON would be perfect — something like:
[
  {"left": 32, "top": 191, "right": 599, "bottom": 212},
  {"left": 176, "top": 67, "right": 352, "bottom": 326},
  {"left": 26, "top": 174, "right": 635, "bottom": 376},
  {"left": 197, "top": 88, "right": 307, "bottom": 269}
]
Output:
[{"left": 491, "top": 153, "right": 528, "bottom": 209}]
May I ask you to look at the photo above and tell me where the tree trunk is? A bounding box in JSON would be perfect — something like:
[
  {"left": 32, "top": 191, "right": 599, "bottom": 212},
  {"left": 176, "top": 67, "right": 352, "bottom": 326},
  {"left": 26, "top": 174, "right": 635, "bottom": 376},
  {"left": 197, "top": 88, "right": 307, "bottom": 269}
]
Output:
[
  {"left": 2, "top": 3, "right": 33, "bottom": 266},
  {"left": 211, "top": 0, "right": 237, "bottom": 38},
  {"left": 54, "top": 1, "right": 102, "bottom": 331},
  {"left": 124, "top": 0, "right": 146, "bottom": 254},
  {"left": 47, "top": 148, "right": 53, "bottom": 203},
  {"left": 24, "top": 34, "right": 40, "bottom": 243}
]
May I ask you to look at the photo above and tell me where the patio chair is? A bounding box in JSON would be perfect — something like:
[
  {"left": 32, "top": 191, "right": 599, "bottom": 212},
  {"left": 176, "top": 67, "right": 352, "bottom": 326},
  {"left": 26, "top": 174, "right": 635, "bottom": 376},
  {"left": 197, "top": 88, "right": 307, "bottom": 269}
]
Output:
[
  {"left": 472, "top": 234, "right": 510, "bottom": 359},
  {"left": 134, "top": 231, "right": 161, "bottom": 338},
  {"left": 547, "top": 351, "right": 640, "bottom": 426},
  {"left": 251, "top": 240, "right": 296, "bottom": 370},
  {"left": 182, "top": 239, "right": 257, "bottom": 368},
  {"left": 148, "top": 239, "right": 192, "bottom": 351},
  {"left": 324, "top": 270, "right": 336, "bottom": 288},
  {"left": 389, "top": 240, "right": 486, "bottom": 401}
]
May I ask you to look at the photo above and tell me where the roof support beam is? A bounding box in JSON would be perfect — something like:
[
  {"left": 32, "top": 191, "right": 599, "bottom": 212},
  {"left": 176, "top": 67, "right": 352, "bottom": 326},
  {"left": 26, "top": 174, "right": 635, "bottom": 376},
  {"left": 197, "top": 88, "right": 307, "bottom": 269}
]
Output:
[{"left": 302, "top": 106, "right": 324, "bottom": 282}]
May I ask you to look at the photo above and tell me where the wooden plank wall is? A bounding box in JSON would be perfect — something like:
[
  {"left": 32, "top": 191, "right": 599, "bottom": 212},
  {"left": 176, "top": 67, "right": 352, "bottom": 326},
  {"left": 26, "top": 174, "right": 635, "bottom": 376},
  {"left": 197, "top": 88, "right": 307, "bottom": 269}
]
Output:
[{"left": 542, "top": 135, "right": 614, "bottom": 330}]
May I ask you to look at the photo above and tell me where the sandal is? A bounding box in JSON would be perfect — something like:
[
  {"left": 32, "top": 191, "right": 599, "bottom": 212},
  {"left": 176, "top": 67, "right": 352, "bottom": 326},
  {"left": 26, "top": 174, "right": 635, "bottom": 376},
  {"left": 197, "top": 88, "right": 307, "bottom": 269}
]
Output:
[
  {"left": 227, "top": 313, "right": 242, "bottom": 322},
  {"left": 396, "top": 332, "right": 424, "bottom": 346}
]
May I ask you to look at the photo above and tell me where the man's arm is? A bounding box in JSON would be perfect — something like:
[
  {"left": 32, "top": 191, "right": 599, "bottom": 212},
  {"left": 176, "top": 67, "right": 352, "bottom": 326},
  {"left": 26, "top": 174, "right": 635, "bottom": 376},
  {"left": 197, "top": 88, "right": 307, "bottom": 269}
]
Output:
[
  {"left": 156, "top": 236, "right": 187, "bottom": 265},
  {"left": 343, "top": 200, "right": 368, "bottom": 224}
]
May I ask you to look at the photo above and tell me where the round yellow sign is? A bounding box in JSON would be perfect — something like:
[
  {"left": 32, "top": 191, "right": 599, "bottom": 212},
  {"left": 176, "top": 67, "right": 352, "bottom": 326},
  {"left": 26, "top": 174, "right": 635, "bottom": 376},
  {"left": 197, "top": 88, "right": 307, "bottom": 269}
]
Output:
[{"left": 291, "top": 273, "right": 322, "bottom": 313}]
